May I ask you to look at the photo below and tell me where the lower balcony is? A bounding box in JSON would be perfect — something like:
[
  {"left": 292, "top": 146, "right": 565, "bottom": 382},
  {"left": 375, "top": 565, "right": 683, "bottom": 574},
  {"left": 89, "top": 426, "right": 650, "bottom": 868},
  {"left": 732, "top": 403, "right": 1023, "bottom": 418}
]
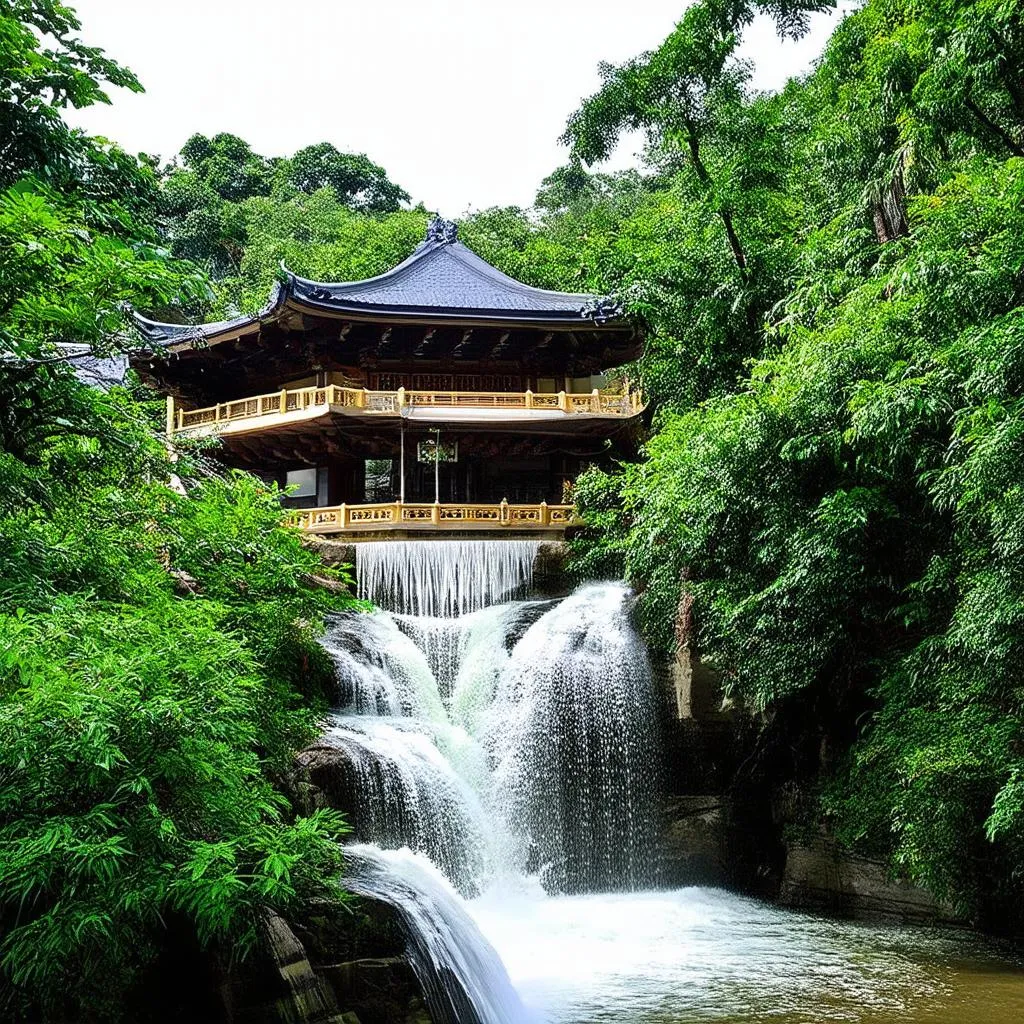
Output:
[{"left": 290, "top": 500, "right": 580, "bottom": 536}]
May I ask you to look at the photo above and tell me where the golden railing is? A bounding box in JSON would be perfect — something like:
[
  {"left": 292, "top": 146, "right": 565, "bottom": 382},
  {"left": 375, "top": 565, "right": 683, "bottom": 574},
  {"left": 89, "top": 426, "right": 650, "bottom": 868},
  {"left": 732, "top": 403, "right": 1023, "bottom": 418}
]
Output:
[
  {"left": 166, "top": 384, "right": 642, "bottom": 434},
  {"left": 290, "top": 500, "right": 580, "bottom": 533}
]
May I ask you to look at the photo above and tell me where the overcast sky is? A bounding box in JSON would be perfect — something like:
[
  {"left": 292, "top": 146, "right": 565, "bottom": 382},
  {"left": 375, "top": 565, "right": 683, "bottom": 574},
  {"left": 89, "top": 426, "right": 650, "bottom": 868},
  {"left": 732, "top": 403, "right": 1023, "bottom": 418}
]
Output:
[{"left": 66, "top": 1, "right": 845, "bottom": 216}]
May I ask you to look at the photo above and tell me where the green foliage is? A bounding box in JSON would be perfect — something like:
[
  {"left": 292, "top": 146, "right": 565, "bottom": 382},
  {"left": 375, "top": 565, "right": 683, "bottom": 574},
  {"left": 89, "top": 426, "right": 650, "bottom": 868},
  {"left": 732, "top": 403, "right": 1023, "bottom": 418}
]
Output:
[
  {"left": 569, "top": 0, "right": 1024, "bottom": 921},
  {"left": 0, "top": 6, "right": 357, "bottom": 1017},
  {"left": 0, "top": 339, "right": 355, "bottom": 1019},
  {"left": 223, "top": 194, "right": 427, "bottom": 314},
  {"left": 160, "top": 132, "right": 410, "bottom": 277},
  {"left": 0, "top": 1, "right": 162, "bottom": 230}
]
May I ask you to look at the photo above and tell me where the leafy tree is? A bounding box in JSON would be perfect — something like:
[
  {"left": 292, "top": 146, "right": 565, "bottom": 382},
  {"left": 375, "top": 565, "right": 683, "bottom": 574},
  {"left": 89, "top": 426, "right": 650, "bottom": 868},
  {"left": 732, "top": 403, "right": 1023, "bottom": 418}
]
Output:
[
  {"left": 159, "top": 134, "right": 410, "bottom": 276},
  {"left": 571, "top": 0, "right": 1024, "bottom": 924},
  {"left": 0, "top": 5, "right": 358, "bottom": 1018},
  {"left": 288, "top": 142, "right": 410, "bottom": 212}
]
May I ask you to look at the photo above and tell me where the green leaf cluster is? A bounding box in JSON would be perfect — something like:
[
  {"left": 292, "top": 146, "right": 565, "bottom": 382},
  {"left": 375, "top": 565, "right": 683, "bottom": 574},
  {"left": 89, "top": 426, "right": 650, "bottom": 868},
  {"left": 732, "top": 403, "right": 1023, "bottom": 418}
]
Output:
[
  {"left": 568, "top": 0, "right": 1024, "bottom": 922},
  {"left": 0, "top": 6, "right": 357, "bottom": 1017}
]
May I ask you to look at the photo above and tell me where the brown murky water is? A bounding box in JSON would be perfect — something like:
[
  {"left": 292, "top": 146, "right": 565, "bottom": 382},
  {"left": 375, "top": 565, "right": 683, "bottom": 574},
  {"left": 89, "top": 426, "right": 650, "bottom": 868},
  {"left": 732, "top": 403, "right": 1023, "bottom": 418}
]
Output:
[{"left": 470, "top": 885, "right": 1024, "bottom": 1023}]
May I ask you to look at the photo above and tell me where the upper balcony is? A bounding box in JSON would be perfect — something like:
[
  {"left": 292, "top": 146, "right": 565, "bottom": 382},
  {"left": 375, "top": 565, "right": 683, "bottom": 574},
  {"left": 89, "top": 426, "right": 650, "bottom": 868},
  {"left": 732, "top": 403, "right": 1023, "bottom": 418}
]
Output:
[{"left": 165, "top": 383, "right": 644, "bottom": 439}]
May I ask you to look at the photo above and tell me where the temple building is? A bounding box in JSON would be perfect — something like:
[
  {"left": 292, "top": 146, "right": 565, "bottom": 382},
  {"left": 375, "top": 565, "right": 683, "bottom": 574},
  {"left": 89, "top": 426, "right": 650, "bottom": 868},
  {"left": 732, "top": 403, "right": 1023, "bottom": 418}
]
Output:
[{"left": 130, "top": 218, "right": 643, "bottom": 537}]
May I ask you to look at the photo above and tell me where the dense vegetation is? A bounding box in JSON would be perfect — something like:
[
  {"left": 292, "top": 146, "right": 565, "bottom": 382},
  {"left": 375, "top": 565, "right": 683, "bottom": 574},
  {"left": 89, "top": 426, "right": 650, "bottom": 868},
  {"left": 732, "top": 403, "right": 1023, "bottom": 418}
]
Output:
[
  {"left": 0, "top": 3, "right": 355, "bottom": 1018},
  {"left": 562, "top": 0, "right": 1024, "bottom": 924},
  {"left": 2, "top": 0, "right": 1023, "bottom": 1014}
]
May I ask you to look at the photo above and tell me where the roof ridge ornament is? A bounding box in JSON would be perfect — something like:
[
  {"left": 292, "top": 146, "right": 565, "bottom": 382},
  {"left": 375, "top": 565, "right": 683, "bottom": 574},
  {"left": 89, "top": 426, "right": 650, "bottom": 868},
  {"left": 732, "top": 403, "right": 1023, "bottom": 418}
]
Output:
[
  {"left": 425, "top": 216, "right": 458, "bottom": 245},
  {"left": 580, "top": 296, "right": 621, "bottom": 324}
]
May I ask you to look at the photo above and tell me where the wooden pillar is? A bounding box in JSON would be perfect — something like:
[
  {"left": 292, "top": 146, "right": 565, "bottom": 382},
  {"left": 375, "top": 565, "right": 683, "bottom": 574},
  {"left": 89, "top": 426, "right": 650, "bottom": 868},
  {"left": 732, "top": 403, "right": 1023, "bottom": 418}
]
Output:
[
  {"left": 399, "top": 423, "right": 406, "bottom": 504},
  {"left": 166, "top": 395, "right": 175, "bottom": 437}
]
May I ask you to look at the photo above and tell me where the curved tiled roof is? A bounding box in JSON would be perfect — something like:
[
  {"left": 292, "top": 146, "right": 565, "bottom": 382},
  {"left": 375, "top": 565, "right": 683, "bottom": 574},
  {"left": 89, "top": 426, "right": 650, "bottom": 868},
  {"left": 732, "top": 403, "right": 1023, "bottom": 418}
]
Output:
[{"left": 130, "top": 219, "right": 622, "bottom": 347}]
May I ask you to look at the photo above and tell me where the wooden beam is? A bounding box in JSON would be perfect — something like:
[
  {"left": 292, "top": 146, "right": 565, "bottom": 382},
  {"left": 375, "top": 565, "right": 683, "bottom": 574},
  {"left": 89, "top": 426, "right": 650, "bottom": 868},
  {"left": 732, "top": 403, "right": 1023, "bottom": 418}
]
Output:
[{"left": 452, "top": 328, "right": 474, "bottom": 358}]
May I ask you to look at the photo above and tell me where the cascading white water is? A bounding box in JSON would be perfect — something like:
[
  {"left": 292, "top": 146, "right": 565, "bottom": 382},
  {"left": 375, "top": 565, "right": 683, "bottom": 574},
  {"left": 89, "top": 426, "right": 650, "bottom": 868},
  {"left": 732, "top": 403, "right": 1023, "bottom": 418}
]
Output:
[
  {"left": 317, "top": 541, "right": 663, "bottom": 1022},
  {"left": 470, "top": 583, "right": 660, "bottom": 893},
  {"left": 344, "top": 845, "right": 535, "bottom": 1024},
  {"left": 320, "top": 714, "right": 490, "bottom": 893},
  {"left": 323, "top": 583, "right": 657, "bottom": 894},
  {"left": 323, "top": 610, "right": 445, "bottom": 720},
  {"left": 356, "top": 539, "right": 539, "bottom": 616}
]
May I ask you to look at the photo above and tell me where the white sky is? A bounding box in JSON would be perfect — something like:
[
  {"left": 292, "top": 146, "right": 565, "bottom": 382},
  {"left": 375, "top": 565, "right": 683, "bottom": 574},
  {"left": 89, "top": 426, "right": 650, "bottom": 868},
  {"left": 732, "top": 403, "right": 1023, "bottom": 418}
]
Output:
[{"left": 66, "top": 1, "right": 846, "bottom": 216}]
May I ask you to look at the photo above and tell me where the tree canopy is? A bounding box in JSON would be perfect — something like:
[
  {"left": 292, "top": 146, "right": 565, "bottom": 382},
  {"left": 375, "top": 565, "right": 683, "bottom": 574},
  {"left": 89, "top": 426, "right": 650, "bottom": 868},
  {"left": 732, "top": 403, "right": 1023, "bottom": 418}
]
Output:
[{"left": 0, "top": 4, "right": 356, "bottom": 1018}]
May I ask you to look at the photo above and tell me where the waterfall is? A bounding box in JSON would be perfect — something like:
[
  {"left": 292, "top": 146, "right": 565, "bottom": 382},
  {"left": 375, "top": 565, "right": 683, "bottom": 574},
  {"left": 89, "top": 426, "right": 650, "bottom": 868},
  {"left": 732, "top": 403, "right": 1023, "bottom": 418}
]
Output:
[
  {"left": 322, "top": 583, "right": 660, "bottom": 895},
  {"left": 469, "top": 583, "right": 660, "bottom": 893},
  {"left": 313, "top": 540, "right": 662, "bottom": 1023},
  {"left": 319, "top": 714, "right": 490, "bottom": 893},
  {"left": 344, "top": 845, "right": 534, "bottom": 1024},
  {"left": 323, "top": 611, "right": 445, "bottom": 720},
  {"left": 357, "top": 540, "right": 539, "bottom": 616}
]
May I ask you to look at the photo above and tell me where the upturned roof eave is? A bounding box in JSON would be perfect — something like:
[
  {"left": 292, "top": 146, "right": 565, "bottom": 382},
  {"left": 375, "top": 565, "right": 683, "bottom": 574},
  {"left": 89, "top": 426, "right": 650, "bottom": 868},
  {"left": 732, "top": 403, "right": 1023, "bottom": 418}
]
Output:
[
  {"left": 282, "top": 293, "right": 628, "bottom": 330},
  {"left": 127, "top": 218, "right": 631, "bottom": 352}
]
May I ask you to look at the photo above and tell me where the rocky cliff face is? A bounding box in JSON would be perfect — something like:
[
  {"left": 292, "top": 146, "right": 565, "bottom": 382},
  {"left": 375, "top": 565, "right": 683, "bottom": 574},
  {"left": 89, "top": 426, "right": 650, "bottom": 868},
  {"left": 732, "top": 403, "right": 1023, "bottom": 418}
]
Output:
[
  {"left": 216, "top": 902, "right": 432, "bottom": 1024},
  {"left": 660, "top": 626, "right": 958, "bottom": 925}
]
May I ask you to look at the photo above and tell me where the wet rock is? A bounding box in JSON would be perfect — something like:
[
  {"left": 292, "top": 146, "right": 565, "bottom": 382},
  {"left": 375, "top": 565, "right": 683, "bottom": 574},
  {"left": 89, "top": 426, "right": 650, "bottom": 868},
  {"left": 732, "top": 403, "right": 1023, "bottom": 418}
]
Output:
[
  {"left": 779, "top": 837, "right": 962, "bottom": 925},
  {"left": 219, "top": 912, "right": 348, "bottom": 1024},
  {"left": 291, "top": 743, "right": 360, "bottom": 819},
  {"left": 317, "top": 958, "right": 432, "bottom": 1024},
  {"left": 532, "top": 541, "right": 571, "bottom": 597},
  {"left": 304, "top": 537, "right": 357, "bottom": 568},
  {"left": 662, "top": 795, "right": 731, "bottom": 886}
]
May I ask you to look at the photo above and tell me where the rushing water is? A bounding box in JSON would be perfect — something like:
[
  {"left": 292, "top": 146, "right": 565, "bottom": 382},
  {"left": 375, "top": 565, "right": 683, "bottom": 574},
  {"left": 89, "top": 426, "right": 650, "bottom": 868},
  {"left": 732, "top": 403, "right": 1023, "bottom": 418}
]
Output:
[
  {"left": 344, "top": 845, "right": 533, "bottom": 1024},
  {"left": 470, "top": 884, "right": 1024, "bottom": 1023},
  {"left": 322, "top": 540, "right": 1024, "bottom": 1024},
  {"left": 356, "top": 538, "right": 539, "bottom": 616}
]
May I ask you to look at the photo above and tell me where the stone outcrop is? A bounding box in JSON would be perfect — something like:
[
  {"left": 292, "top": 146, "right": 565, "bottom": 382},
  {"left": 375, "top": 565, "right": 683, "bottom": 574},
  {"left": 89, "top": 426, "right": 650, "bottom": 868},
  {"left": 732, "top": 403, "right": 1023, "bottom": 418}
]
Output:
[
  {"left": 303, "top": 537, "right": 357, "bottom": 570},
  {"left": 661, "top": 795, "right": 731, "bottom": 886},
  {"left": 779, "top": 837, "right": 961, "bottom": 925},
  {"left": 217, "top": 904, "right": 432, "bottom": 1024}
]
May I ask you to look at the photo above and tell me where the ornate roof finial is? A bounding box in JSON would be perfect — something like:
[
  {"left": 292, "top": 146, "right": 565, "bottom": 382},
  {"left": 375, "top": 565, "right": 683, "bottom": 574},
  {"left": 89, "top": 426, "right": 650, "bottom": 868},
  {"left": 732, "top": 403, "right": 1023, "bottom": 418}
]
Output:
[
  {"left": 425, "top": 216, "right": 458, "bottom": 245},
  {"left": 580, "top": 296, "right": 622, "bottom": 324}
]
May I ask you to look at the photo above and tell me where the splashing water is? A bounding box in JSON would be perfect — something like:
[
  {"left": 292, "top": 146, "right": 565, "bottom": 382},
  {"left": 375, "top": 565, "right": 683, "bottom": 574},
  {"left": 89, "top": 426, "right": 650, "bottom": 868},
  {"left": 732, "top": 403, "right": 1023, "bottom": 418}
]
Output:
[
  {"left": 323, "top": 581, "right": 659, "bottom": 894},
  {"left": 344, "top": 845, "right": 535, "bottom": 1024},
  {"left": 473, "top": 583, "right": 660, "bottom": 893},
  {"left": 322, "top": 610, "right": 445, "bottom": 720},
  {"left": 319, "top": 714, "right": 491, "bottom": 893},
  {"left": 356, "top": 539, "right": 539, "bottom": 616}
]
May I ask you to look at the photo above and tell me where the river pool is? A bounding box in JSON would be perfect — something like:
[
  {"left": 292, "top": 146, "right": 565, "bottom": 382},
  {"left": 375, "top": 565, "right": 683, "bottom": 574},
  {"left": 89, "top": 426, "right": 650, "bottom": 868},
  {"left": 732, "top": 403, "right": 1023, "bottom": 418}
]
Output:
[{"left": 470, "top": 885, "right": 1024, "bottom": 1024}]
